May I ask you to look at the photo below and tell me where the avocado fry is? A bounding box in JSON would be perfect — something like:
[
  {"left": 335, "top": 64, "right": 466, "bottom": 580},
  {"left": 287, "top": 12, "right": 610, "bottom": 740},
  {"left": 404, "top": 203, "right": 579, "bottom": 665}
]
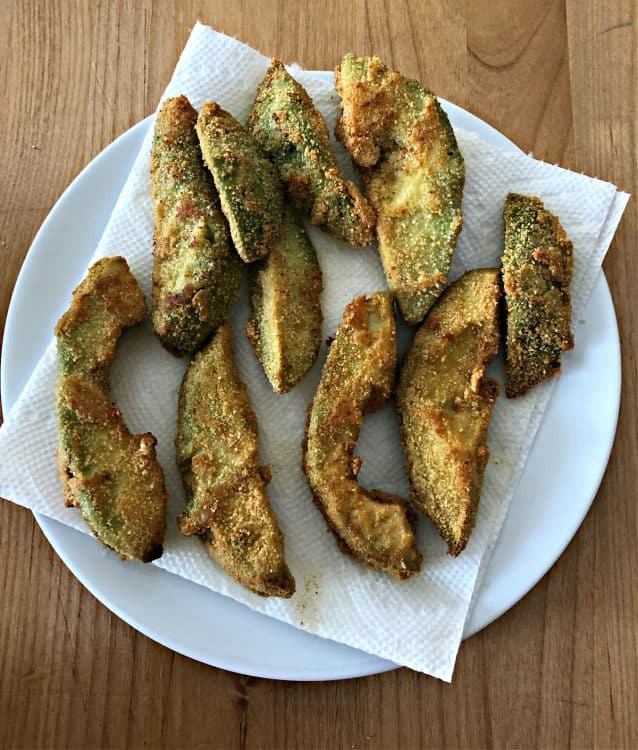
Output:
[
  {"left": 151, "top": 95, "right": 242, "bottom": 356},
  {"left": 335, "top": 54, "right": 465, "bottom": 324},
  {"left": 176, "top": 323, "right": 295, "bottom": 598},
  {"left": 502, "top": 193, "right": 574, "bottom": 398},
  {"left": 248, "top": 60, "right": 375, "bottom": 247},
  {"left": 246, "top": 205, "right": 323, "bottom": 393},
  {"left": 397, "top": 269, "right": 500, "bottom": 556},
  {"left": 196, "top": 102, "right": 283, "bottom": 263},
  {"left": 303, "top": 292, "right": 422, "bottom": 580},
  {"left": 55, "top": 256, "right": 167, "bottom": 562}
]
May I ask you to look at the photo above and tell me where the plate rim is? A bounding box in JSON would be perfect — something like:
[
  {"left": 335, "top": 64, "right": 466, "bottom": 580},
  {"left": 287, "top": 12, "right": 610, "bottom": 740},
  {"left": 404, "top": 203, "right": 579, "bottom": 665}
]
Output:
[{"left": 1, "top": 83, "right": 622, "bottom": 680}]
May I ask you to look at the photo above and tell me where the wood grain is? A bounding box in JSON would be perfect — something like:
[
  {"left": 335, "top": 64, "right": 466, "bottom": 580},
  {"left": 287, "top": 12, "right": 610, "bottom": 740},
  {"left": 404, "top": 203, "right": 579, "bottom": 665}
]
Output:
[{"left": 0, "top": 1, "right": 636, "bottom": 748}]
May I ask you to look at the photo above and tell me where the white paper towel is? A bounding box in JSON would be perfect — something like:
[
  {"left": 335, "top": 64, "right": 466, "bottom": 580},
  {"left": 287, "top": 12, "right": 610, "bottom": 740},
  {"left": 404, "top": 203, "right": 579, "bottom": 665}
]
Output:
[{"left": 0, "top": 22, "right": 629, "bottom": 680}]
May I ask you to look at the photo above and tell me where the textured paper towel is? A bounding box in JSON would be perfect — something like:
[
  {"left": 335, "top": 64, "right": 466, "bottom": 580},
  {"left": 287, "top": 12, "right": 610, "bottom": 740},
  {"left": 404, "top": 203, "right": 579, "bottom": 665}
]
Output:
[{"left": 0, "top": 22, "right": 629, "bottom": 680}]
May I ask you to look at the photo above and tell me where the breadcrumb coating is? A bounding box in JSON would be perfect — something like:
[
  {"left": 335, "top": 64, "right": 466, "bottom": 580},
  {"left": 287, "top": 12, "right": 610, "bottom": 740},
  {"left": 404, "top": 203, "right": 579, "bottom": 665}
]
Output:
[
  {"left": 246, "top": 205, "right": 323, "bottom": 393},
  {"left": 197, "top": 102, "right": 283, "bottom": 263},
  {"left": 151, "top": 95, "right": 242, "bottom": 355},
  {"left": 335, "top": 54, "right": 465, "bottom": 324},
  {"left": 176, "top": 323, "right": 295, "bottom": 598},
  {"left": 303, "top": 292, "right": 422, "bottom": 580},
  {"left": 502, "top": 193, "right": 574, "bottom": 398},
  {"left": 397, "top": 269, "right": 500, "bottom": 556},
  {"left": 248, "top": 60, "right": 375, "bottom": 246},
  {"left": 55, "top": 257, "right": 167, "bottom": 562}
]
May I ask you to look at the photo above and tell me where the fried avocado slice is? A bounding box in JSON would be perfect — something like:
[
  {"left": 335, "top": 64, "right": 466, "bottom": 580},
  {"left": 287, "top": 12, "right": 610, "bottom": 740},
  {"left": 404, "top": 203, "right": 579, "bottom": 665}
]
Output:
[
  {"left": 247, "top": 60, "right": 375, "bottom": 247},
  {"left": 396, "top": 269, "right": 501, "bottom": 556},
  {"left": 246, "top": 206, "right": 323, "bottom": 393},
  {"left": 151, "top": 95, "right": 242, "bottom": 356},
  {"left": 335, "top": 54, "right": 465, "bottom": 324},
  {"left": 196, "top": 102, "right": 283, "bottom": 263},
  {"left": 503, "top": 194, "right": 574, "bottom": 398},
  {"left": 55, "top": 257, "right": 167, "bottom": 562},
  {"left": 303, "top": 292, "right": 422, "bottom": 580},
  {"left": 176, "top": 323, "right": 295, "bottom": 598}
]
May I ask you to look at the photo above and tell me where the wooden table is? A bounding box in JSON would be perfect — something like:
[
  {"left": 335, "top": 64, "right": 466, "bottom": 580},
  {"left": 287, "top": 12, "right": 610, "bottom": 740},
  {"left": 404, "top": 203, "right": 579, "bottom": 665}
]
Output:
[{"left": 1, "top": 2, "right": 636, "bottom": 748}]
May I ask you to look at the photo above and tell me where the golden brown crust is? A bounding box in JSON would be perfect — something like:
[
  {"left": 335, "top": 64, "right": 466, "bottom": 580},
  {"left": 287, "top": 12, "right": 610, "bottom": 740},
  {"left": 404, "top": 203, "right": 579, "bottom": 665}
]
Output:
[
  {"left": 246, "top": 206, "right": 323, "bottom": 393},
  {"left": 303, "top": 292, "right": 422, "bottom": 579},
  {"left": 176, "top": 323, "right": 295, "bottom": 598},
  {"left": 397, "top": 269, "right": 501, "bottom": 555},
  {"left": 334, "top": 54, "right": 464, "bottom": 324},
  {"left": 55, "top": 257, "right": 167, "bottom": 562},
  {"left": 196, "top": 102, "right": 283, "bottom": 263},
  {"left": 248, "top": 60, "right": 375, "bottom": 246},
  {"left": 57, "top": 377, "right": 166, "bottom": 562},
  {"left": 151, "top": 95, "right": 242, "bottom": 356},
  {"left": 502, "top": 193, "right": 574, "bottom": 398},
  {"left": 55, "top": 257, "right": 147, "bottom": 378}
]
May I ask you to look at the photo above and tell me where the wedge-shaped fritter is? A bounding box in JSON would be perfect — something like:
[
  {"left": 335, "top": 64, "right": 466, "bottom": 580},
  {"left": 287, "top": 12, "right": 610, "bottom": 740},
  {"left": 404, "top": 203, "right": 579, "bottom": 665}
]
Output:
[
  {"left": 397, "top": 269, "right": 500, "bottom": 556},
  {"left": 151, "top": 95, "right": 242, "bottom": 356},
  {"left": 55, "top": 257, "right": 167, "bottom": 562},
  {"left": 246, "top": 206, "right": 323, "bottom": 393},
  {"left": 176, "top": 323, "right": 295, "bottom": 597},
  {"left": 303, "top": 292, "right": 422, "bottom": 580},
  {"left": 196, "top": 102, "right": 283, "bottom": 263},
  {"left": 503, "top": 193, "right": 574, "bottom": 398},
  {"left": 248, "top": 60, "right": 375, "bottom": 247},
  {"left": 335, "top": 54, "right": 465, "bottom": 324}
]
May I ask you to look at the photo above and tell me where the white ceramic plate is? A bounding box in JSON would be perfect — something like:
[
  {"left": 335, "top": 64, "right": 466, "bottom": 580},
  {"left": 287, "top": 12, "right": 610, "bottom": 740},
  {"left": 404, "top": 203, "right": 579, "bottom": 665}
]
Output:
[{"left": 1, "top": 78, "right": 621, "bottom": 680}]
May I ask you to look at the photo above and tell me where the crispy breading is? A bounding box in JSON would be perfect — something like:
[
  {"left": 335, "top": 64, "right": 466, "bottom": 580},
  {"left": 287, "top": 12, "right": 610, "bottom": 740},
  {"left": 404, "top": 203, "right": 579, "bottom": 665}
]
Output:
[
  {"left": 397, "top": 269, "right": 500, "bottom": 556},
  {"left": 502, "top": 193, "right": 574, "bottom": 398},
  {"left": 196, "top": 102, "right": 283, "bottom": 263},
  {"left": 335, "top": 54, "right": 465, "bottom": 324},
  {"left": 176, "top": 323, "right": 295, "bottom": 598},
  {"left": 247, "top": 60, "right": 375, "bottom": 246},
  {"left": 246, "top": 205, "right": 323, "bottom": 393},
  {"left": 303, "top": 292, "right": 422, "bottom": 580},
  {"left": 151, "top": 95, "right": 242, "bottom": 356},
  {"left": 55, "top": 257, "right": 167, "bottom": 562}
]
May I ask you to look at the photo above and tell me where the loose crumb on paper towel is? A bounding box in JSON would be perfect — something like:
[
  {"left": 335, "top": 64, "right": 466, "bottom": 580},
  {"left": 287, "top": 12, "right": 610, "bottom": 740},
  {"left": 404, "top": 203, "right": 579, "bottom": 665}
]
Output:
[{"left": 295, "top": 575, "right": 320, "bottom": 628}]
